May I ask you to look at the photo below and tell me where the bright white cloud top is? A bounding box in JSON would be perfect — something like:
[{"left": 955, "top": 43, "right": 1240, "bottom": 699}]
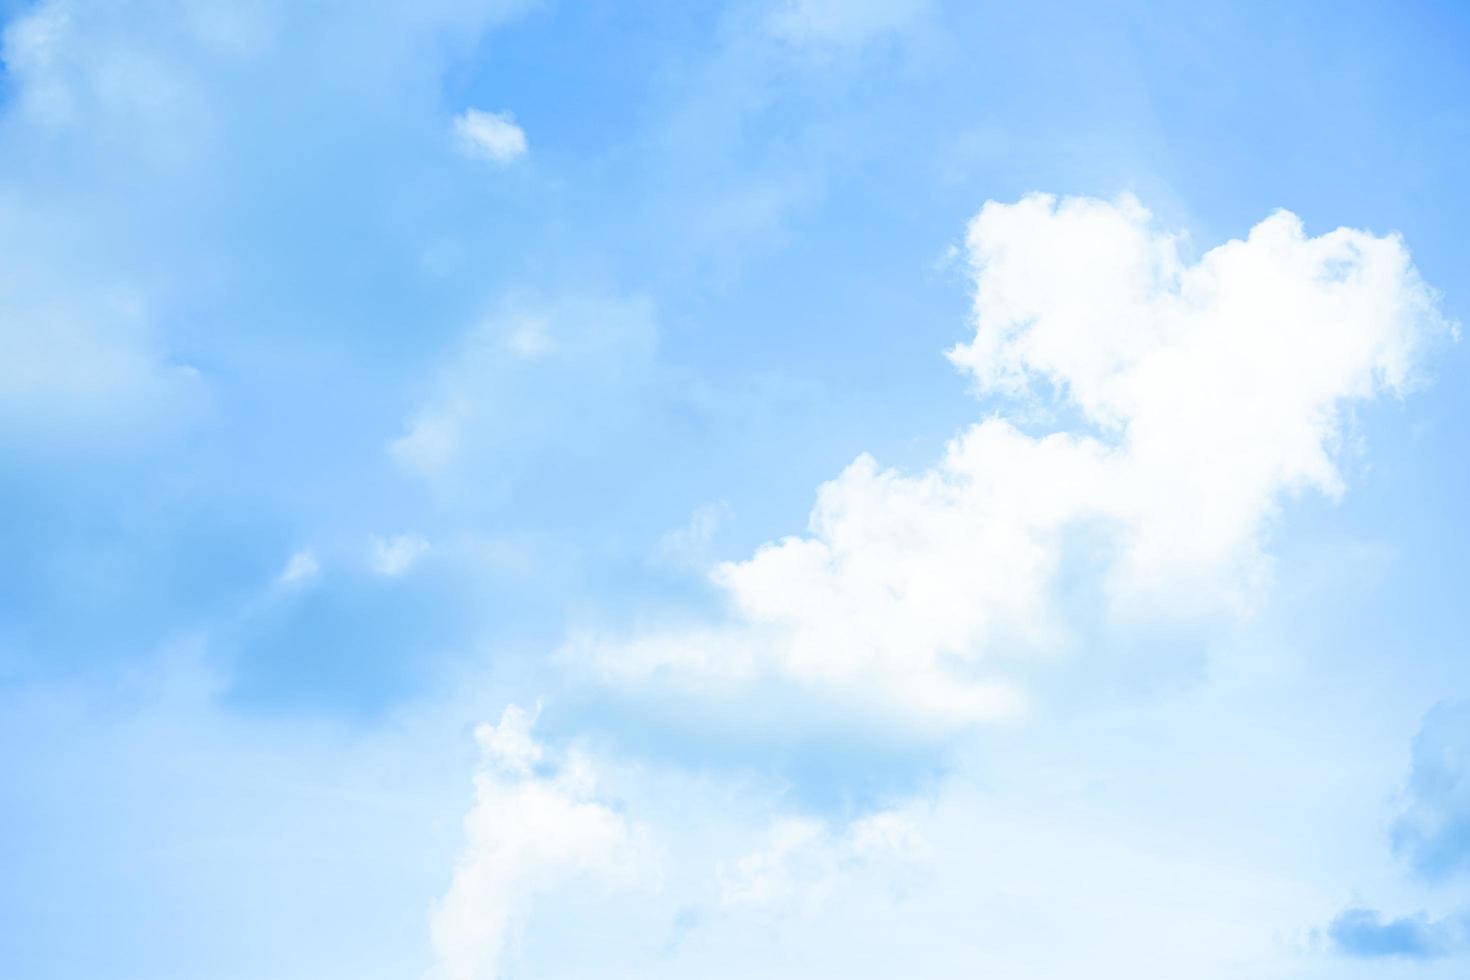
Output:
[
  {"left": 452, "top": 107, "right": 528, "bottom": 164},
  {"left": 576, "top": 194, "right": 1448, "bottom": 727}
]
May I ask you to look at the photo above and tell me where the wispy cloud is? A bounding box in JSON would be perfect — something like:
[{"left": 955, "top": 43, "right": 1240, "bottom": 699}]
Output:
[
  {"left": 429, "top": 706, "right": 644, "bottom": 980},
  {"left": 655, "top": 501, "right": 732, "bottom": 570},
  {"left": 389, "top": 295, "right": 660, "bottom": 484},
  {"left": 276, "top": 548, "right": 320, "bottom": 588},
  {"left": 369, "top": 534, "right": 431, "bottom": 578}
]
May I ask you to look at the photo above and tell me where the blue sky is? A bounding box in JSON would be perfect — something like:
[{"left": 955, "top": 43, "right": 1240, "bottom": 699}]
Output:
[{"left": 2, "top": 1, "right": 1470, "bottom": 977}]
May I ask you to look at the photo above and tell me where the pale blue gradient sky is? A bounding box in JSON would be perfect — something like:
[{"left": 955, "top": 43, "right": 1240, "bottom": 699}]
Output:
[{"left": 2, "top": 2, "right": 1469, "bottom": 977}]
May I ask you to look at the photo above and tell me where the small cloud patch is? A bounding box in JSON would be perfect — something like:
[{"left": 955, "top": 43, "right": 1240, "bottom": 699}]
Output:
[
  {"left": 276, "top": 548, "right": 320, "bottom": 588},
  {"left": 452, "top": 107, "right": 527, "bottom": 164}
]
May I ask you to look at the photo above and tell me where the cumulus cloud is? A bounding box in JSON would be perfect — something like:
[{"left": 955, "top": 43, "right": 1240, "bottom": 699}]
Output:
[
  {"left": 574, "top": 194, "right": 1450, "bottom": 728},
  {"left": 429, "top": 705, "right": 642, "bottom": 980},
  {"left": 950, "top": 194, "right": 1445, "bottom": 606},
  {"left": 453, "top": 108, "right": 527, "bottom": 164}
]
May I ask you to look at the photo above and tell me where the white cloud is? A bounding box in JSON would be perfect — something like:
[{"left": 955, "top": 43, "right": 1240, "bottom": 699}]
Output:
[
  {"left": 453, "top": 107, "right": 527, "bottom": 164},
  {"left": 429, "top": 705, "right": 642, "bottom": 980},
  {"left": 276, "top": 548, "right": 320, "bottom": 587},
  {"left": 949, "top": 194, "right": 1445, "bottom": 606},
  {"left": 719, "top": 809, "right": 926, "bottom": 911},
  {"left": 573, "top": 194, "right": 1451, "bottom": 728},
  {"left": 764, "top": 0, "right": 932, "bottom": 52},
  {"left": 369, "top": 533, "right": 430, "bottom": 577}
]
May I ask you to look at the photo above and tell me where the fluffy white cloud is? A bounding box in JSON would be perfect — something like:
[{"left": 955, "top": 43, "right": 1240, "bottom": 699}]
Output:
[
  {"left": 575, "top": 194, "right": 1450, "bottom": 727},
  {"left": 949, "top": 194, "right": 1444, "bottom": 607},
  {"left": 429, "top": 705, "right": 642, "bottom": 980},
  {"left": 453, "top": 108, "right": 527, "bottom": 164}
]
